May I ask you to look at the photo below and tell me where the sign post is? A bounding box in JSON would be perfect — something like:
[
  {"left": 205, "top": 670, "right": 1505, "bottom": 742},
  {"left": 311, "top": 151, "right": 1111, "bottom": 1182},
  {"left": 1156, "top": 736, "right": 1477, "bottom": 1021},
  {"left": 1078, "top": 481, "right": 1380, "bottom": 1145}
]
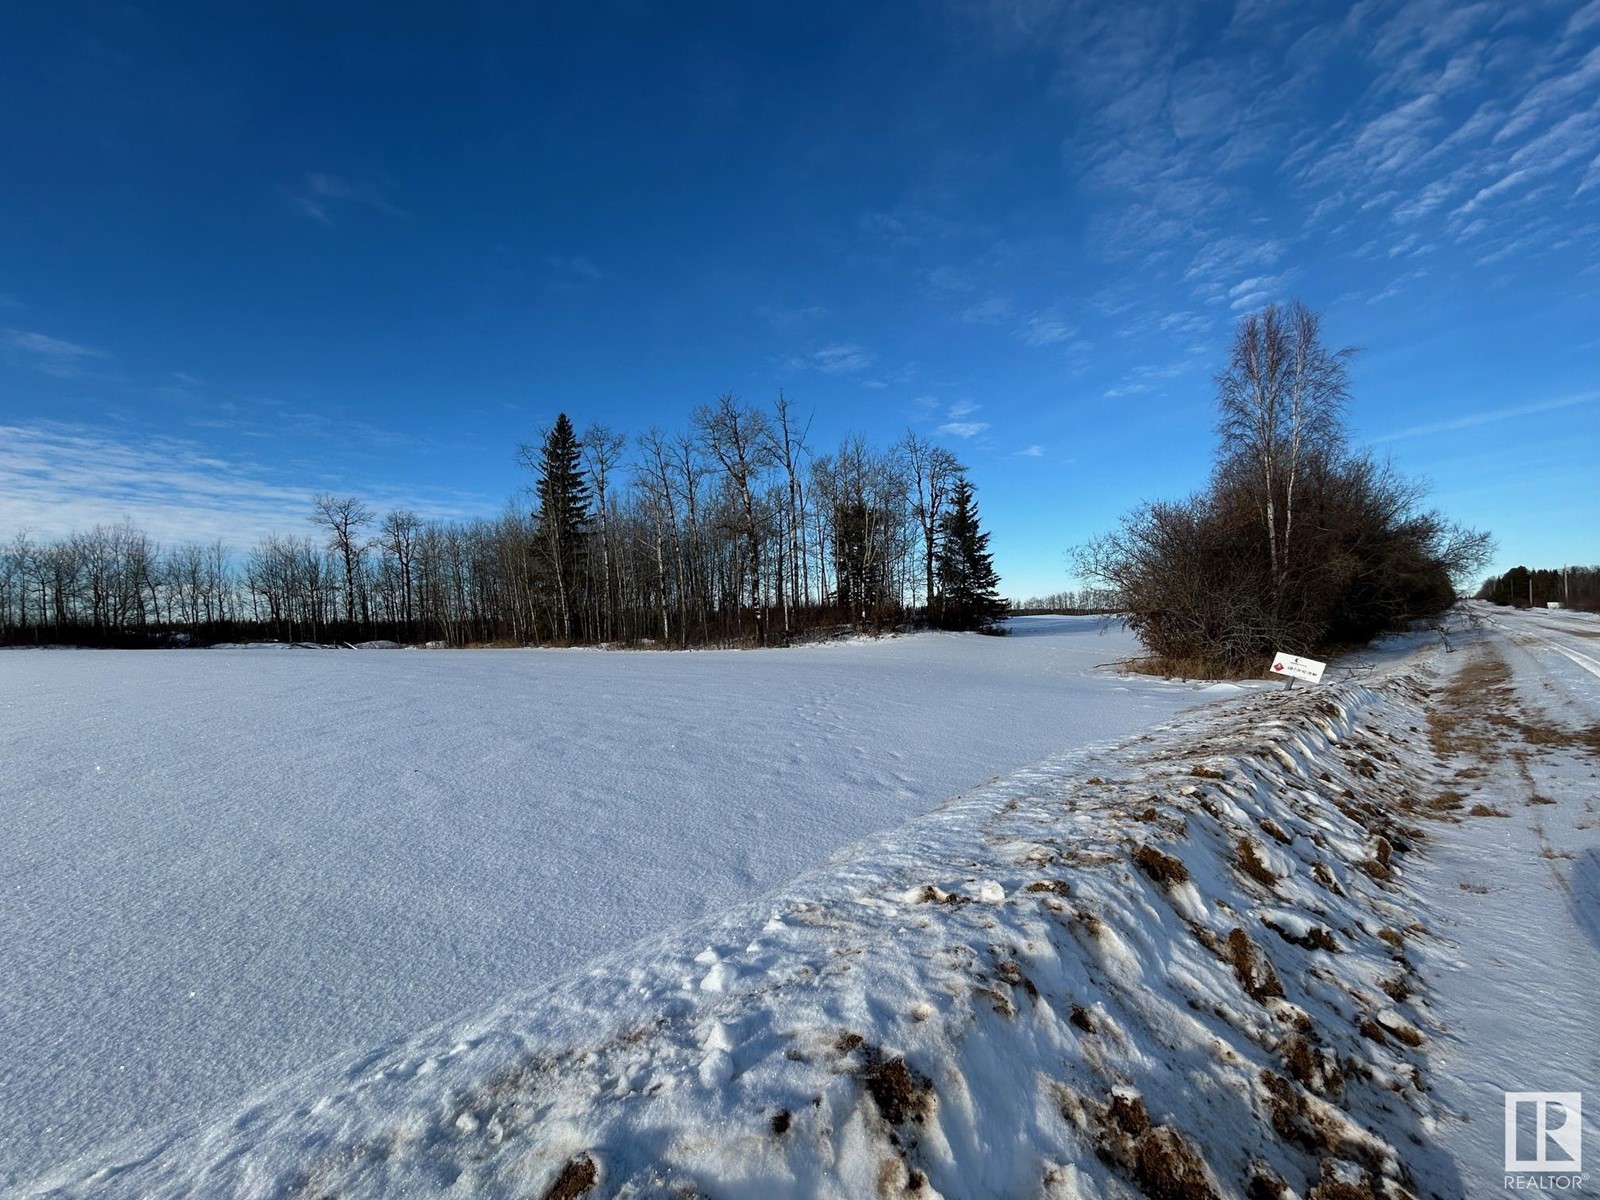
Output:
[{"left": 1269, "top": 651, "right": 1327, "bottom": 688}]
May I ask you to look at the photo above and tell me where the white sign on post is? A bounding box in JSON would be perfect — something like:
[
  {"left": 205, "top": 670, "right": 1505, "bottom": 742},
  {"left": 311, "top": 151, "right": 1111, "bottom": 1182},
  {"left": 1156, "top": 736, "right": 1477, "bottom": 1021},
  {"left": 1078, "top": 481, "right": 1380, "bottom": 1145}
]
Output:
[{"left": 1269, "top": 651, "right": 1326, "bottom": 684}]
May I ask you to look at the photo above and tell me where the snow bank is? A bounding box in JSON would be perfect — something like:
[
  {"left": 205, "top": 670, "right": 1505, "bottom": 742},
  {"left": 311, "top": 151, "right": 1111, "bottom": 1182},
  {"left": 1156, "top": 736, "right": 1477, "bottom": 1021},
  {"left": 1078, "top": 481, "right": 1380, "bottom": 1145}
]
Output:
[{"left": 33, "top": 671, "right": 1463, "bottom": 1200}]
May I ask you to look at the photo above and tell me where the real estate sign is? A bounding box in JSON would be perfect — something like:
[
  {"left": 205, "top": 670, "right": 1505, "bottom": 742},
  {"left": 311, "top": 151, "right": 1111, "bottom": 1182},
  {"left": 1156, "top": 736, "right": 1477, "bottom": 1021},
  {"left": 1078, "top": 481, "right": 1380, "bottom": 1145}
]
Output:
[{"left": 1269, "top": 652, "right": 1326, "bottom": 684}]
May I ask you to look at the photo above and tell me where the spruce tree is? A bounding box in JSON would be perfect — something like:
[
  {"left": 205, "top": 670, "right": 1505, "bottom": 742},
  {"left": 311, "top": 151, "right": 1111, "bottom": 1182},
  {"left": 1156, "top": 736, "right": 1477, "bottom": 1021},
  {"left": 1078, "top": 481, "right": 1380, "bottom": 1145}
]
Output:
[
  {"left": 534, "top": 413, "right": 591, "bottom": 641},
  {"left": 934, "top": 475, "right": 1008, "bottom": 632}
]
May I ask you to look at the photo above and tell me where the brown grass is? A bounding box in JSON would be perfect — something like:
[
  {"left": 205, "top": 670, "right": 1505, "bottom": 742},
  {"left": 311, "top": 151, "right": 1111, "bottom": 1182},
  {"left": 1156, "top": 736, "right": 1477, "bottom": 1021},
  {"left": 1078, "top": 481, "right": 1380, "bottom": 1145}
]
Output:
[
  {"left": 1121, "top": 654, "right": 1266, "bottom": 682},
  {"left": 1428, "top": 646, "right": 1600, "bottom": 762},
  {"left": 1235, "top": 838, "right": 1280, "bottom": 887},
  {"left": 1134, "top": 844, "right": 1191, "bottom": 887},
  {"left": 1094, "top": 1092, "right": 1221, "bottom": 1200},
  {"left": 1024, "top": 879, "right": 1071, "bottom": 896},
  {"left": 1225, "top": 928, "right": 1285, "bottom": 1003},
  {"left": 1259, "top": 818, "right": 1293, "bottom": 845}
]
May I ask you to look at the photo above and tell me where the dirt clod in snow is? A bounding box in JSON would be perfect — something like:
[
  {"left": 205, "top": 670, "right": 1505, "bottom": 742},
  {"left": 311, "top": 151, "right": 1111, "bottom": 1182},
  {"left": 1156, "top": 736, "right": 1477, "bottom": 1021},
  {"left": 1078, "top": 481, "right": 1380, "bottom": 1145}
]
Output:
[
  {"left": 1226, "top": 927, "right": 1286, "bottom": 1002},
  {"left": 1095, "top": 1091, "right": 1221, "bottom": 1200},
  {"left": 1259, "top": 818, "right": 1293, "bottom": 845},
  {"left": 1134, "top": 844, "right": 1191, "bottom": 886},
  {"left": 861, "top": 1052, "right": 933, "bottom": 1127},
  {"left": 1280, "top": 1030, "right": 1345, "bottom": 1097},
  {"left": 1247, "top": 1165, "right": 1292, "bottom": 1199},
  {"left": 913, "top": 884, "right": 972, "bottom": 906},
  {"left": 1024, "top": 878, "right": 1071, "bottom": 896},
  {"left": 1263, "top": 918, "right": 1341, "bottom": 953},
  {"left": 1237, "top": 837, "right": 1280, "bottom": 887},
  {"left": 541, "top": 1153, "right": 598, "bottom": 1200}
]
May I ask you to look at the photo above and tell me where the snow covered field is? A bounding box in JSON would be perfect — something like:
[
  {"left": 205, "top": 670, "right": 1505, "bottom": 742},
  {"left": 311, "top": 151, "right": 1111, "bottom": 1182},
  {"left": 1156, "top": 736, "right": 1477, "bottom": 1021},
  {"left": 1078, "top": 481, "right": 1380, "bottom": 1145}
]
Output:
[
  {"left": 1, "top": 616, "right": 1243, "bottom": 1188},
  {"left": 9, "top": 610, "right": 1596, "bottom": 1198}
]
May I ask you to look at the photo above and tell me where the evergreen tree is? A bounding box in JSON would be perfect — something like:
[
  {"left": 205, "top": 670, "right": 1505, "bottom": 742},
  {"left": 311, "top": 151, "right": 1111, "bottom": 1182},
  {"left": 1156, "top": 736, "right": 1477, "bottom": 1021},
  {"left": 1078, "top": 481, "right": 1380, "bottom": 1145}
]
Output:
[
  {"left": 534, "top": 413, "right": 591, "bottom": 641},
  {"left": 934, "top": 475, "right": 1008, "bottom": 632}
]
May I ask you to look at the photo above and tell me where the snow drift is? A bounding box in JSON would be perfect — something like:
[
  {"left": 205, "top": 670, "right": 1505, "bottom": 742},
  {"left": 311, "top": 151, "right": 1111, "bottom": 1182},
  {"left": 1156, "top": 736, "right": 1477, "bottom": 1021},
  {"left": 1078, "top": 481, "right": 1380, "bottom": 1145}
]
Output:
[{"left": 32, "top": 667, "right": 1464, "bottom": 1200}]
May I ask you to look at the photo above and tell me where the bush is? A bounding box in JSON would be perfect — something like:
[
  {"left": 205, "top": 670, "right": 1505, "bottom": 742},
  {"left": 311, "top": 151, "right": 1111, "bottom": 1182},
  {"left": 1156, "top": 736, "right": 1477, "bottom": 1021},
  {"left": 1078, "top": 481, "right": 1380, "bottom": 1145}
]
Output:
[{"left": 1078, "top": 301, "right": 1491, "bottom": 674}]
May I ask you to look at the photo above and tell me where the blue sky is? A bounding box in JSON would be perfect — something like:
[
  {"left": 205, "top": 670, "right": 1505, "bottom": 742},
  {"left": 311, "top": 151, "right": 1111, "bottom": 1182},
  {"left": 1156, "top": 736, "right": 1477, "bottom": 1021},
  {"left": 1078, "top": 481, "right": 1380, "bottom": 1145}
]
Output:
[{"left": 2, "top": 0, "right": 1596, "bottom": 599}]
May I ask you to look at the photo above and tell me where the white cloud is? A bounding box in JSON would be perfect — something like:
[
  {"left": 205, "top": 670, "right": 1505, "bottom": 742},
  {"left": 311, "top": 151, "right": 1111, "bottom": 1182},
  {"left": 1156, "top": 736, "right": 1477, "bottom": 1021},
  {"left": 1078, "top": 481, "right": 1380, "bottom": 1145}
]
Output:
[
  {"left": 4, "top": 329, "right": 112, "bottom": 379},
  {"left": 0, "top": 422, "right": 489, "bottom": 548},
  {"left": 757, "top": 303, "right": 829, "bottom": 329},
  {"left": 1016, "top": 444, "right": 1045, "bottom": 457},
  {"left": 1371, "top": 390, "right": 1600, "bottom": 442},
  {"left": 284, "top": 173, "right": 408, "bottom": 224},
  {"left": 800, "top": 344, "right": 874, "bottom": 374},
  {"left": 546, "top": 254, "right": 604, "bottom": 282},
  {"left": 961, "top": 295, "right": 1013, "bottom": 325},
  {"left": 6, "top": 330, "right": 106, "bottom": 359},
  {"left": 1017, "top": 311, "right": 1075, "bottom": 347},
  {"left": 936, "top": 421, "right": 990, "bottom": 438}
]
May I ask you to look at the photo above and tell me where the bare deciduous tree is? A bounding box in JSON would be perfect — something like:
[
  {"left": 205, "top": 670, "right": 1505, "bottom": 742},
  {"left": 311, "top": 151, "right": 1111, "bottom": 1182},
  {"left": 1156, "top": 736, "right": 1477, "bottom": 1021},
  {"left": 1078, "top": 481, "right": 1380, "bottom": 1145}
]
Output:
[
  {"left": 1215, "top": 299, "right": 1353, "bottom": 599},
  {"left": 695, "top": 393, "right": 775, "bottom": 645},
  {"left": 902, "top": 431, "right": 963, "bottom": 613},
  {"left": 311, "top": 494, "right": 373, "bottom": 627}
]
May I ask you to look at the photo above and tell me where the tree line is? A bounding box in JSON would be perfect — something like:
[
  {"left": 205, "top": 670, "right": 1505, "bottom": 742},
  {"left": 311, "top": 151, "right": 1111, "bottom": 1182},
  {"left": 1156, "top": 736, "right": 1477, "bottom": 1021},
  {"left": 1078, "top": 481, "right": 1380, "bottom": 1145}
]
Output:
[
  {"left": 1476, "top": 565, "right": 1600, "bottom": 611},
  {"left": 1079, "top": 300, "right": 1494, "bottom": 675},
  {"left": 0, "top": 393, "right": 1007, "bottom": 648}
]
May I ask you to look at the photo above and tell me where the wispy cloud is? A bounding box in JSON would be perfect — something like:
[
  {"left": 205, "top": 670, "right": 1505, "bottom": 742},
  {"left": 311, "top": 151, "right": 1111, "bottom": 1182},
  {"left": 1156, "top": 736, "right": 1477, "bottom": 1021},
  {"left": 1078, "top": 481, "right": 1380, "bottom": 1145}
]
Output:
[
  {"left": 547, "top": 254, "right": 604, "bottom": 282},
  {"left": 859, "top": 204, "right": 966, "bottom": 248},
  {"left": 960, "top": 295, "right": 1013, "bottom": 325},
  {"left": 284, "top": 173, "right": 408, "bottom": 224},
  {"left": 1015, "top": 444, "right": 1045, "bottom": 457},
  {"left": 1226, "top": 273, "right": 1294, "bottom": 312},
  {"left": 0, "top": 421, "right": 489, "bottom": 546},
  {"left": 788, "top": 343, "right": 874, "bottom": 375},
  {"left": 757, "top": 303, "right": 829, "bottom": 329},
  {"left": 1371, "top": 390, "right": 1600, "bottom": 442},
  {"left": 1016, "top": 310, "right": 1076, "bottom": 347},
  {"left": 936, "top": 420, "right": 989, "bottom": 438},
  {"left": 3, "top": 329, "right": 111, "bottom": 378}
]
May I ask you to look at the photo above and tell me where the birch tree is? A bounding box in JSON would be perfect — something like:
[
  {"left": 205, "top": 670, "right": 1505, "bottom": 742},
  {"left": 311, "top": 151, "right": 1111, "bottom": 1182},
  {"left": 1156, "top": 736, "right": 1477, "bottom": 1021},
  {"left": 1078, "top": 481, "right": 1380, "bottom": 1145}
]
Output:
[{"left": 1215, "top": 299, "right": 1352, "bottom": 603}]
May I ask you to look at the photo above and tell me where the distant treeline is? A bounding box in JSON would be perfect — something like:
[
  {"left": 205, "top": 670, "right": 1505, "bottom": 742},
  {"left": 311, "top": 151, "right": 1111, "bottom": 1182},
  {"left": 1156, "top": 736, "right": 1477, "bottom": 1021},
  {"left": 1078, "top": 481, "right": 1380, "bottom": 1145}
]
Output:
[
  {"left": 1476, "top": 565, "right": 1600, "bottom": 611},
  {"left": 1011, "top": 588, "right": 1124, "bottom": 615},
  {"left": 1, "top": 394, "right": 1009, "bottom": 649}
]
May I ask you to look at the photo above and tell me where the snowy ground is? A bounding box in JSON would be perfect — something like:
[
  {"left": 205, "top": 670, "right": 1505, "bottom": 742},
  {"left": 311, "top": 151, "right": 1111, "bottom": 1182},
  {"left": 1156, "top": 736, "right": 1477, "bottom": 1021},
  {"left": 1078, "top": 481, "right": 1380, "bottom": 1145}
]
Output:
[
  {"left": 8, "top": 610, "right": 1596, "bottom": 1198},
  {"left": 1, "top": 616, "right": 1247, "bottom": 1189}
]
